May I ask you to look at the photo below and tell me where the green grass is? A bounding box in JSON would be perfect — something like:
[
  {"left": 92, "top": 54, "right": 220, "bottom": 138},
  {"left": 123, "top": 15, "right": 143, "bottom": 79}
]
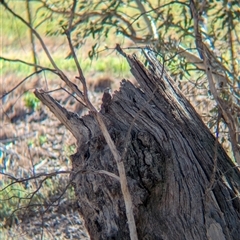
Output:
[
  {"left": 94, "top": 56, "right": 130, "bottom": 73},
  {"left": 0, "top": 176, "right": 75, "bottom": 228},
  {"left": 1, "top": 53, "right": 130, "bottom": 79},
  {"left": 23, "top": 91, "right": 41, "bottom": 110},
  {"left": 1, "top": 6, "right": 30, "bottom": 47},
  {"left": 1, "top": 1, "right": 131, "bottom": 80},
  {"left": 1, "top": 58, "right": 33, "bottom": 77},
  {"left": 0, "top": 180, "right": 41, "bottom": 227}
]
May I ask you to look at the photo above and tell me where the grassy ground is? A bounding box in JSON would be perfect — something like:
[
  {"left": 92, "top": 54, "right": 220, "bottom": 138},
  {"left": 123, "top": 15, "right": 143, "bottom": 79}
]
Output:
[
  {"left": 0, "top": 1, "right": 235, "bottom": 239},
  {"left": 1, "top": 1, "right": 131, "bottom": 77},
  {"left": 0, "top": 2, "right": 135, "bottom": 239}
]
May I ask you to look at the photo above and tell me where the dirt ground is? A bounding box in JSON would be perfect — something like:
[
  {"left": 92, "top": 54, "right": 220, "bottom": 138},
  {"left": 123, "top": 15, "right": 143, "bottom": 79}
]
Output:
[
  {"left": 0, "top": 36, "right": 231, "bottom": 239},
  {"left": 0, "top": 65, "right": 128, "bottom": 239}
]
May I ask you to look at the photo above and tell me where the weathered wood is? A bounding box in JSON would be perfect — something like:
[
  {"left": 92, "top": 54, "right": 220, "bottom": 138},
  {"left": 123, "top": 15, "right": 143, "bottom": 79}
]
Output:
[{"left": 35, "top": 49, "right": 240, "bottom": 240}]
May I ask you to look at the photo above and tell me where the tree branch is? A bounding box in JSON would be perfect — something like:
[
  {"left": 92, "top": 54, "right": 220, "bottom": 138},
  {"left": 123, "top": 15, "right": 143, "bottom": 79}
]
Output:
[{"left": 189, "top": 0, "right": 240, "bottom": 164}]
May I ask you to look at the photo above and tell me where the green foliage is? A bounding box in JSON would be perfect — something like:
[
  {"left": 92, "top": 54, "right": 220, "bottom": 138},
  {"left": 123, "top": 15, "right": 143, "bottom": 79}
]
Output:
[
  {"left": 95, "top": 57, "right": 130, "bottom": 73},
  {"left": 27, "top": 139, "right": 35, "bottom": 148},
  {"left": 2, "top": 0, "right": 239, "bottom": 80},
  {"left": 0, "top": 176, "right": 75, "bottom": 228},
  {"left": 22, "top": 0, "right": 237, "bottom": 85},
  {"left": 39, "top": 135, "right": 47, "bottom": 146},
  {"left": 1, "top": 58, "right": 33, "bottom": 78},
  {"left": 1, "top": 0, "right": 239, "bottom": 201},
  {"left": 23, "top": 92, "right": 40, "bottom": 111},
  {"left": 0, "top": 180, "right": 42, "bottom": 227},
  {"left": 64, "top": 144, "right": 76, "bottom": 156}
]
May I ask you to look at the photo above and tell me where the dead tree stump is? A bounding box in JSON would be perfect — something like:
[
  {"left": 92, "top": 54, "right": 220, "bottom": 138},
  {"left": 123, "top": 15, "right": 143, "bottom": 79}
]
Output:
[{"left": 35, "top": 49, "right": 240, "bottom": 240}]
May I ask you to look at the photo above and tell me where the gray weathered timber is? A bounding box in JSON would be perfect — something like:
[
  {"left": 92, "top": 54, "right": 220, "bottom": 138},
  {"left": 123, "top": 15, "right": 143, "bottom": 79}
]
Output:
[{"left": 35, "top": 49, "right": 240, "bottom": 240}]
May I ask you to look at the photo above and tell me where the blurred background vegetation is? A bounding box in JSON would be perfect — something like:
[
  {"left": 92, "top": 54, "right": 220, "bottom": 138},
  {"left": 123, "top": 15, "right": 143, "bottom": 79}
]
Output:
[{"left": 0, "top": 0, "right": 239, "bottom": 238}]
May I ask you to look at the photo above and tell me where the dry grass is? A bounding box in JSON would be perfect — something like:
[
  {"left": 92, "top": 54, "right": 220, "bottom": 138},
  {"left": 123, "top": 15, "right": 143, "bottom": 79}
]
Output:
[
  {"left": 0, "top": 18, "right": 135, "bottom": 237},
  {"left": 1, "top": 35, "right": 233, "bottom": 238},
  {"left": 0, "top": 2, "right": 234, "bottom": 237}
]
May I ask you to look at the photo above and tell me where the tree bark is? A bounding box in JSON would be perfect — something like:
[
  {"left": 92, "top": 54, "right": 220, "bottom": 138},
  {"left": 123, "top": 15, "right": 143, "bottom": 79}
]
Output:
[{"left": 35, "top": 49, "right": 240, "bottom": 240}]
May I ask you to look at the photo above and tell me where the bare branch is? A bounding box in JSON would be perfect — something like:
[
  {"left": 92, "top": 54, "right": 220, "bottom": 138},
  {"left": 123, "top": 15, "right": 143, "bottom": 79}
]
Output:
[
  {"left": 134, "top": 0, "right": 157, "bottom": 40},
  {"left": 64, "top": 18, "right": 138, "bottom": 239},
  {"left": 0, "top": 69, "right": 46, "bottom": 100},
  {"left": 25, "top": 0, "right": 38, "bottom": 72},
  {"left": 1, "top": 1, "right": 85, "bottom": 103},
  {"left": 189, "top": 0, "right": 240, "bottom": 164},
  {"left": 64, "top": 30, "right": 93, "bottom": 109},
  {"left": 1, "top": 2, "right": 58, "bottom": 71},
  {"left": 0, "top": 56, "right": 55, "bottom": 71}
]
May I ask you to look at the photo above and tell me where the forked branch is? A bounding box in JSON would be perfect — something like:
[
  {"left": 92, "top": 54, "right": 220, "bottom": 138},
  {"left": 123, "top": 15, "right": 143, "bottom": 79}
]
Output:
[
  {"left": 189, "top": 0, "right": 240, "bottom": 164},
  {"left": 1, "top": 2, "right": 138, "bottom": 238}
]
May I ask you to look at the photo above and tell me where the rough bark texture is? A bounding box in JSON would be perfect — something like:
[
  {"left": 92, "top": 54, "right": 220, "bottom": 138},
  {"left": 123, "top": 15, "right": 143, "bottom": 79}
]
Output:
[{"left": 35, "top": 50, "right": 240, "bottom": 240}]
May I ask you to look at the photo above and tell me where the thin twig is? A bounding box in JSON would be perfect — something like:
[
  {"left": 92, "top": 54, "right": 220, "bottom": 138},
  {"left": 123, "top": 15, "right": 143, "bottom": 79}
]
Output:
[
  {"left": 1, "top": 2, "right": 58, "bottom": 71},
  {"left": 1, "top": 1, "right": 84, "bottom": 102},
  {"left": 64, "top": 29, "right": 93, "bottom": 109},
  {"left": 206, "top": 110, "right": 220, "bottom": 193},
  {"left": 0, "top": 171, "right": 72, "bottom": 192},
  {"left": 0, "top": 56, "right": 54, "bottom": 71},
  {"left": 0, "top": 69, "right": 46, "bottom": 100},
  {"left": 65, "top": 18, "right": 138, "bottom": 240}
]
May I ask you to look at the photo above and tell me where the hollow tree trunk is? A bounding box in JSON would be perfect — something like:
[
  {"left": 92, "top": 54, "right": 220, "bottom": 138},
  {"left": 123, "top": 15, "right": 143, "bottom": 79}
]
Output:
[{"left": 35, "top": 49, "right": 240, "bottom": 240}]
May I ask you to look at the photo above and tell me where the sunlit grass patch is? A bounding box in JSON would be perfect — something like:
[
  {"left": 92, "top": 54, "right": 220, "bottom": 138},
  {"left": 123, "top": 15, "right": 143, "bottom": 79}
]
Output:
[
  {"left": 94, "top": 57, "right": 130, "bottom": 74},
  {"left": 1, "top": 1, "right": 131, "bottom": 79},
  {"left": 1, "top": 6, "right": 30, "bottom": 47},
  {"left": 1, "top": 52, "right": 131, "bottom": 81},
  {"left": 1, "top": 58, "right": 33, "bottom": 78}
]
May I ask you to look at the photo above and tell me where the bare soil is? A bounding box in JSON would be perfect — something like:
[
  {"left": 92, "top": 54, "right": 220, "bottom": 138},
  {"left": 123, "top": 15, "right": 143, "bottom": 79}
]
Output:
[
  {"left": 0, "top": 35, "right": 229, "bottom": 239},
  {"left": 1, "top": 48, "right": 133, "bottom": 238}
]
